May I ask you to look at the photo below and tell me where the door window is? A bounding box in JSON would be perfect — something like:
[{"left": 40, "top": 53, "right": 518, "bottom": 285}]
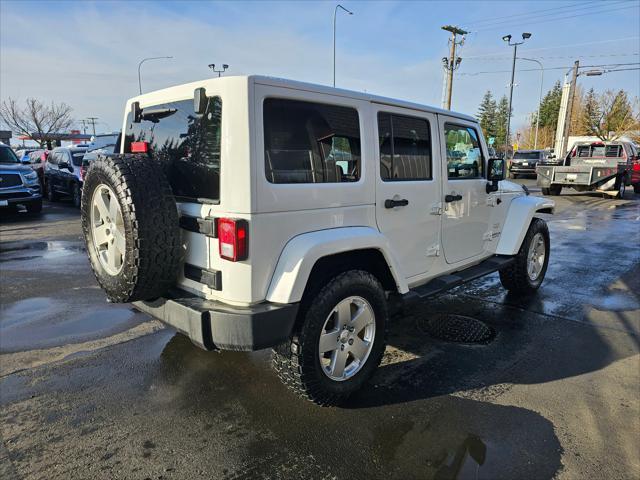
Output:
[
  {"left": 378, "top": 112, "right": 432, "bottom": 181},
  {"left": 444, "top": 124, "right": 485, "bottom": 179},
  {"left": 263, "top": 98, "right": 361, "bottom": 184}
]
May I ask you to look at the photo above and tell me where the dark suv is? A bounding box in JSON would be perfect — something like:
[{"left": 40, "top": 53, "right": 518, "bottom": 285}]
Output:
[
  {"left": 0, "top": 143, "right": 43, "bottom": 213},
  {"left": 509, "top": 150, "right": 548, "bottom": 178},
  {"left": 44, "top": 146, "right": 88, "bottom": 208}
]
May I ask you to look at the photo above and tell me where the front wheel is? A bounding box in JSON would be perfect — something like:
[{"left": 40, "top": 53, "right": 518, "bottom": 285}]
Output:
[
  {"left": 272, "top": 270, "right": 387, "bottom": 406},
  {"left": 499, "top": 218, "right": 550, "bottom": 295}
]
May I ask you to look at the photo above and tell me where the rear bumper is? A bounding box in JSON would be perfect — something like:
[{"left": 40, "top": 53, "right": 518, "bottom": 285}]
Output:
[
  {"left": 133, "top": 292, "right": 299, "bottom": 351},
  {"left": 536, "top": 165, "right": 619, "bottom": 189}
]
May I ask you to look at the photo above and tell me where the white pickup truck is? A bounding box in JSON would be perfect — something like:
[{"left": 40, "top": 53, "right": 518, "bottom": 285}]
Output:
[{"left": 80, "top": 76, "right": 554, "bottom": 405}]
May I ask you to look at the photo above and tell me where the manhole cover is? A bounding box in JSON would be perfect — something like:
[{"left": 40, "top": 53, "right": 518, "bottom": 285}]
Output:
[{"left": 417, "top": 313, "right": 495, "bottom": 344}]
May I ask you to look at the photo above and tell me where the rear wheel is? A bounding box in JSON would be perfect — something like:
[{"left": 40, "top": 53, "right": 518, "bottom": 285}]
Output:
[
  {"left": 543, "top": 185, "right": 562, "bottom": 196},
  {"left": 272, "top": 270, "right": 387, "bottom": 406},
  {"left": 499, "top": 218, "right": 550, "bottom": 295},
  {"left": 72, "top": 183, "right": 82, "bottom": 208},
  {"left": 614, "top": 175, "right": 626, "bottom": 199}
]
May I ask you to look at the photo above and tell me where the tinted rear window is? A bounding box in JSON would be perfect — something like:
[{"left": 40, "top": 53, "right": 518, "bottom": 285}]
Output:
[
  {"left": 72, "top": 153, "right": 85, "bottom": 166},
  {"left": 514, "top": 152, "right": 540, "bottom": 160},
  {"left": 124, "top": 98, "right": 222, "bottom": 202}
]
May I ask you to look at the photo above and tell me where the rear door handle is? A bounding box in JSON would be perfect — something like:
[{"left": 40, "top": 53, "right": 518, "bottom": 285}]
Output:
[
  {"left": 445, "top": 194, "right": 463, "bottom": 203},
  {"left": 384, "top": 198, "right": 409, "bottom": 209}
]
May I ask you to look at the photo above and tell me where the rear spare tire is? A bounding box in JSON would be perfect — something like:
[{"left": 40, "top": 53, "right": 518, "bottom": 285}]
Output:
[{"left": 81, "top": 154, "right": 182, "bottom": 303}]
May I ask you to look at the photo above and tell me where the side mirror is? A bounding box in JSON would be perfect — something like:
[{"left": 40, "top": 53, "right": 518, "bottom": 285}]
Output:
[
  {"left": 486, "top": 158, "right": 504, "bottom": 193},
  {"left": 194, "top": 87, "right": 208, "bottom": 114}
]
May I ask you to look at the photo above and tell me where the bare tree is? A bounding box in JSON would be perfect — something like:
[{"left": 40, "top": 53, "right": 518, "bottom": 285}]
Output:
[
  {"left": 0, "top": 97, "right": 74, "bottom": 148},
  {"left": 583, "top": 90, "right": 639, "bottom": 141}
]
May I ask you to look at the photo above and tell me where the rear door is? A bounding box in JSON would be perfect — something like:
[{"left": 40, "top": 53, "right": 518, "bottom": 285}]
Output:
[
  {"left": 374, "top": 106, "right": 442, "bottom": 279},
  {"left": 438, "top": 117, "right": 492, "bottom": 265}
]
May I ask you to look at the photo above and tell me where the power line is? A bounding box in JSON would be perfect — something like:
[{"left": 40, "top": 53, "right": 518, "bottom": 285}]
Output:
[
  {"left": 460, "top": 1, "right": 601, "bottom": 27},
  {"left": 473, "top": 3, "right": 639, "bottom": 32},
  {"left": 464, "top": 52, "right": 639, "bottom": 61},
  {"left": 458, "top": 62, "right": 640, "bottom": 76},
  {"left": 462, "top": 36, "right": 640, "bottom": 59}
]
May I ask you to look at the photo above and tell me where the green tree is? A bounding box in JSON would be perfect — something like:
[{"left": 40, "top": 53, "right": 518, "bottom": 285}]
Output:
[
  {"left": 476, "top": 90, "right": 497, "bottom": 140},
  {"left": 582, "top": 88, "right": 600, "bottom": 136},
  {"left": 537, "top": 80, "right": 563, "bottom": 130},
  {"left": 495, "top": 95, "right": 510, "bottom": 149}
]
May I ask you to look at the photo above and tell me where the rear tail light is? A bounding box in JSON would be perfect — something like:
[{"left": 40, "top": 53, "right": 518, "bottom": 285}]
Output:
[
  {"left": 218, "top": 218, "right": 248, "bottom": 261},
  {"left": 131, "top": 141, "right": 149, "bottom": 153}
]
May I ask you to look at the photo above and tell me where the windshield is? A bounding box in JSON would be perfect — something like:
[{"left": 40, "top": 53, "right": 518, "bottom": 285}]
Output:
[
  {"left": 0, "top": 146, "right": 20, "bottom": 163},
  {"left": 514, "top": 152, "right": 540, "bottom": 160}
]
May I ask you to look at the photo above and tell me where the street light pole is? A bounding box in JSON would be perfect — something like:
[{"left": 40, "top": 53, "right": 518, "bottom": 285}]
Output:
[
  {"left": 518, "top": 57, "right": 544, "bottom": 149},
  {"left": 502, "top": 33, "right": 531, "bottom": 156},
  {"left": 138, "top": 56, "right": 173, "bottom": 95},
  {"left": 333, "top": 4, "right": 353, "bottom": 88}
]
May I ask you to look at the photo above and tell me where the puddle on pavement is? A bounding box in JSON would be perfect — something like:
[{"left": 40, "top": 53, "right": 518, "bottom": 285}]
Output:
[
  {"left": 0, "top": 241, "right": 85, "bottom": 262},
  {"left": 588, "top": 290, "right": 640, "bottom": 312},
  {"left": 0, "top": 297, "right": 145, "bottom": 352}
]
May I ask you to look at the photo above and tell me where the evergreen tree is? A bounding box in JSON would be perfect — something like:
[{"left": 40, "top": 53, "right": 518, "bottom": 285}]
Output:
[
  {"left": 604, "top": 90, "right": 633, "bottom": 136},
  {"left": 538, "top": 80, "right": 563, "bottom": 130},
  {"left": 477, "top": 90, "right": 497, "bottom": 140},
  {"left": 495, "top": 95, "right": 510, "bottom": 148},
  {"left": 582, "top": 88, "right": 600, "bottom": 136}
]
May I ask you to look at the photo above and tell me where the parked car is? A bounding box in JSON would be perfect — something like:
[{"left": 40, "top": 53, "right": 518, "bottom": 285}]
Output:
[
  {"left": 14, "top": 148, "right": 39, "bottom": 164},
  {"left": 0, "top": 143, "right": 43, "bottom": 212},
  {"left": 44, "top": 146, "right": 88, "bottom": 207},
  {"left": 80, "top": 75, "right": 554, "bottom": 405},
  {"left": 537, "top": 140, "right": 640, "bottom": 197},
  {"left": 26, "top": 149, "right": 48, "bottom": 188},
  {"left": 509, "top": 150, "right": 548, "bottom": 178}
]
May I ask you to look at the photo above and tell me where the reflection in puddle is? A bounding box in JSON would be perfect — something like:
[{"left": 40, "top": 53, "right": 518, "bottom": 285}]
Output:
[{"left": 434, "top": 434, "right": 486, "bottom": 480}]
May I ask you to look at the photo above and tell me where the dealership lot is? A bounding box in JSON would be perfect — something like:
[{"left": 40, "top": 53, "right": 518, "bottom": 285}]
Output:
[{"left": 1, "top": 181, "right": 639, "bottom": 480}]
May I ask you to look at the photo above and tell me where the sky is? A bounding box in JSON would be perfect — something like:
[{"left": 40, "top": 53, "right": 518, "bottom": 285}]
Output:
[{"left": 1, "top": 0, "right": 639, "bottom": 136}]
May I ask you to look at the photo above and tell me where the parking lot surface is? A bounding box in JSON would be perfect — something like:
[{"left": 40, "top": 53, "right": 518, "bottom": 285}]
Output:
[{"left": 1, "top": 182, "right": 639, "bottom": 480}]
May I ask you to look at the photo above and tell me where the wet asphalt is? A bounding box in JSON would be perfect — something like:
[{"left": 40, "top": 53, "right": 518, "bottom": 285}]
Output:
[{"left": 1, "top": 181, "right": 639, "bottom": 480}]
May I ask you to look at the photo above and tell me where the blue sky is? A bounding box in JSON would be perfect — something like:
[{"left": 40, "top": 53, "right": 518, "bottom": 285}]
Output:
[{"left": 1, "top": 0, "right": 639, "bottom": 134}]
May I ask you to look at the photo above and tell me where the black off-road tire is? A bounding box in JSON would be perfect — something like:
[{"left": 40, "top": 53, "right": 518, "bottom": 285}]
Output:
[
  {"left": 47, "top": 181, "right": 59, "bottom": 201},
  {"left": 499, "top": 218, "right": 550, "bottom": 295},
  {"left": 25, "top": 199, "right": 42, "bottom": 213},
  {"left": 542, "top": 185, "right": 561, "bottom": 196},
  {"left": 72, "top": 182, "right": 82, "bottom": 208},
  {"left": 81, "top": 153, "right": 182, "bottom": 303},
  {"left": 272, "top": 270, "right": 387, "bottom": 406},
  {"left": 614, "top": 174, "right": 626, "bottom": 199}
]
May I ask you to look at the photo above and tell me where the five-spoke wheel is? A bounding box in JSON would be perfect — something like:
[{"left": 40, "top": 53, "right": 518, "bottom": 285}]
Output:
[{"left": 91, "top": 184, "right": 126, "bottom": 275}]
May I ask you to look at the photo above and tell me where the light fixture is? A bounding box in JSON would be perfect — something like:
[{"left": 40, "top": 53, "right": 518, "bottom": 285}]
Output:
[
  {"left": 502, "top": 34, "right": 512, "bottom": 42},
  {"left": 522, "top": 32, "right": 532, "bottom": 39}
]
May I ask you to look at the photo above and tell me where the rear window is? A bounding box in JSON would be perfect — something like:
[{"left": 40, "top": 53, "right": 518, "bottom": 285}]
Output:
[
  {"left": 72, "top": 153, "right": 86, "bottom": 166},
  {"left": 263, "top": 98, "right": 361, "bottom": 184},
  {"left": 514, "top": 151, "right": 540, "bottom": 160},
  {"left": 124, "top": 97, "right": 222, "bottom": 202},
  {"left": 575, "top": 144, "right": 623, "bottom": 158}
]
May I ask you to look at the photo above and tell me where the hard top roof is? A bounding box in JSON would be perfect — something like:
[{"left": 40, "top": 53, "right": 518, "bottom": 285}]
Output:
[{"left": 132, "top": 75, "right": 477, "bottom": 123}]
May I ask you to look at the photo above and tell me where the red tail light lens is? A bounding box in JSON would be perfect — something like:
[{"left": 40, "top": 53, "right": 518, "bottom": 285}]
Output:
[
  {"left": 131, "top": 141, "right": 149, "bottom": 153},
  {"left": 218, "top": 218, "right": 248, "bottom": 261}
]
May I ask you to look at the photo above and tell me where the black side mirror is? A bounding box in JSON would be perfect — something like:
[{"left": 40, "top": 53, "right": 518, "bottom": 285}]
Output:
[
  {"left": 58, "top": 161, "right": 70, "bottom": 170},
  {"left": 194, "top": 87, "right": 208, "bottom": 114},
  {"left": 486, "top": 158, "right": 504, "bottom": 193},
  {"left": 131, "top": 101, "right": 142, "bottom": 123}
]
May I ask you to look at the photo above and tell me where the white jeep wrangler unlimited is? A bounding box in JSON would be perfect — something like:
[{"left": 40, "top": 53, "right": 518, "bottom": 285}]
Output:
[{"left": 81, "top": 75, "right": 554, "bottom": 405}]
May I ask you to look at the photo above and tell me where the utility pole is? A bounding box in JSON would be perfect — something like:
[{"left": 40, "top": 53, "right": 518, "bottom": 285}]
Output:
[
  {"left": 560, "top": 60, "right": 579, "bottom": 157},
  {"left": 80, "top": 119, "right": 87, "bottom": 135},
  {"left": 86, "top": 117, "right": 98, "bottom": 137},
  {"left": 502, "top": 33, "right": 531, "bottom": 156},
  {"left": 441, "top": 25, "right": 468, "bottom": 110}
]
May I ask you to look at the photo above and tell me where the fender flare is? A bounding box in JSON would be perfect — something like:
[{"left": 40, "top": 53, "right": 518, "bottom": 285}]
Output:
[
  {"left": 266, "top": 227, "right": 408, "bottom": 304},
  {"left": 495, "top": 195, "right": 555, "bottom": 255}
]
